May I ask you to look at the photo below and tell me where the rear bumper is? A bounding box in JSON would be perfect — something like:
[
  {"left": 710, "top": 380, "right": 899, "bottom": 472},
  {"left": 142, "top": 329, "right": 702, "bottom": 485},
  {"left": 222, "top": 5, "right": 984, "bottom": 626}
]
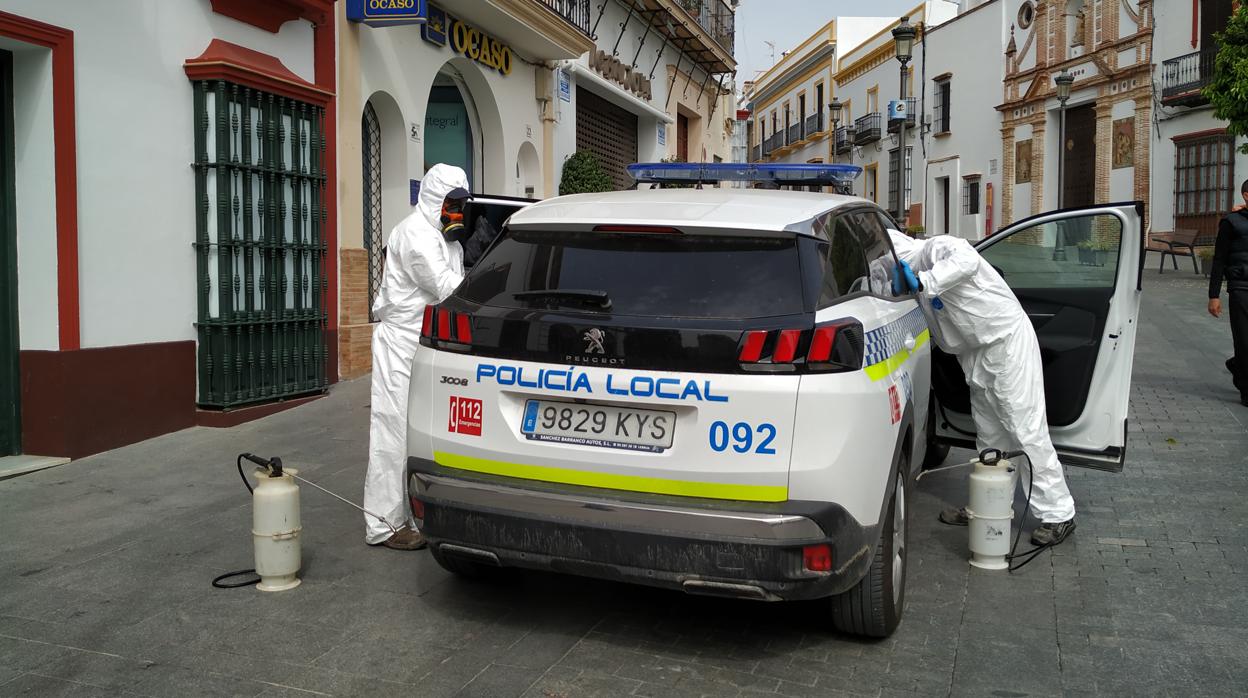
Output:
[{"left": 407, "top": 457, "right": 877, "bottom": 601}]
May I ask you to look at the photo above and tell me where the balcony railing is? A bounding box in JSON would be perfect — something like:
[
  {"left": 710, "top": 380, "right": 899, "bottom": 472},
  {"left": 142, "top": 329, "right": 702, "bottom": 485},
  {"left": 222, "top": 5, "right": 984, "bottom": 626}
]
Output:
[
  {"left": 1161, "top": 49, "right": 1216, "bottom": 106},
  {"left": 887, "top": 97, "right": 917, "bottom": 133},
  {"left": 804, "top": 113, "right": 824, "bottom": 138},
  {"left": 676, "top": 0, "right": 735, "bottom": 55},
  {"left": 762, "top": 132, "right": 784, "bottom": 156},
  {"left": 751, "top": 144, "right": 761, "bottom": 162},
  {"left": 854, "top": 113, "right": 882, "bottom": 145},
  {"left": 537, "top": 0, "right": 593, "bottom": 36},
  {"left": 787, "top": 123, "right": 801, "bottom": 145},
  {"left": 834, "top": 126, "right": 852, "bottom": 154}
]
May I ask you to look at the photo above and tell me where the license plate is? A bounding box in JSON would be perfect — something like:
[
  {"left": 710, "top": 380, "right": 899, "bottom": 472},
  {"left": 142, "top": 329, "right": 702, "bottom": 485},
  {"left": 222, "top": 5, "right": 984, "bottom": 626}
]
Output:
[{"left": 521, "top": 400, "right": 676, "bottom": 453}]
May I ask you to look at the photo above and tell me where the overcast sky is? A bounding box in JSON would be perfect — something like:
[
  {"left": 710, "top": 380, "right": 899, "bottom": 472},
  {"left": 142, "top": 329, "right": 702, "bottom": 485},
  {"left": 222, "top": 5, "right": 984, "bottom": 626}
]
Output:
[{"left": 734, "top": 0, "right": 919, "bottom": 90}]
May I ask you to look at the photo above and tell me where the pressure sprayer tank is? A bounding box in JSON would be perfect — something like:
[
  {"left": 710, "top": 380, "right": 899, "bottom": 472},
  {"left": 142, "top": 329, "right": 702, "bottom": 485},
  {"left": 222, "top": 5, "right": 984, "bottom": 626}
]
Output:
[
  {"left": 967, "top": 456, "right": 1018, "bottom": 570},
  {"left": 252, "top": 467, "right": 302, "bottom": 591}
]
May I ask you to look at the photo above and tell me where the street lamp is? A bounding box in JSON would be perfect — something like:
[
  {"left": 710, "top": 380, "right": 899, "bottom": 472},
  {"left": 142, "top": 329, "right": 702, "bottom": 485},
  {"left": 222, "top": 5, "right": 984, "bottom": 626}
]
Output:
[
  {"left": 893, "top": 16, "right": 916, "bottom": 223},
  {"left": 829, "top": 98, "right": 842, "bottom": 161},
  {"left": 1053, "top": 69, "right": 1074, "bottom": 260}
]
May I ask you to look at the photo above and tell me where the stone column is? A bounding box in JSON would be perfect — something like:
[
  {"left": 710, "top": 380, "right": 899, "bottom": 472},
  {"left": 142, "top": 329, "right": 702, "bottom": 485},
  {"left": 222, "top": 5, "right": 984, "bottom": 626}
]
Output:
[
  {"left": 1134, "top": 94, "right": 1152, "bottom": 235},
  {"left": 1094, "top": 100, "right": 1115, "bottom": 205},
  {"left": 1002, "top": 126, "right": 1016, "bottom": 226},
  {"left": 1031, "top": 122, "right": 1046, "bottom": 216}
]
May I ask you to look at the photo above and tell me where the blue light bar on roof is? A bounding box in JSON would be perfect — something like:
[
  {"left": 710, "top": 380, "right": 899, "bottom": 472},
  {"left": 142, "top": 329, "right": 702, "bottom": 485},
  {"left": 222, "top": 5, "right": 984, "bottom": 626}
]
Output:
[{"left": 627, "top": 162, "right": 863, "bottom": 186}]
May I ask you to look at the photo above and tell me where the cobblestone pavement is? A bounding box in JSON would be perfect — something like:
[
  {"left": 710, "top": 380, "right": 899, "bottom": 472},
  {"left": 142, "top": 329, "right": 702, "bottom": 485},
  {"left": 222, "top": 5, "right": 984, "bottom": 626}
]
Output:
[{"left": 2, "top": 254, "right": 1246, "bottom": 697}]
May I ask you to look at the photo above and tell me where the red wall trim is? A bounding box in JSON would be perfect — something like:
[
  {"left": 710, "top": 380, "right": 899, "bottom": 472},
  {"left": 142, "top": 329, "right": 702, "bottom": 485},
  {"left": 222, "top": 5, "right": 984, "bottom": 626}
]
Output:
[
  {"left": 1192, "top": 0, "right": 1199, "bottom": 49},
  {"left": 184, "top": 40, "right": 333, "bottom": 105},
  {"left": 210, "top": 0, "right": 334, "bottom": 33},
  {"left": 1173, "top": 127, "right": 1230, "bottom": 142},
  {"left": 0, "top": 11, "right": 79, "bottom": 351}
]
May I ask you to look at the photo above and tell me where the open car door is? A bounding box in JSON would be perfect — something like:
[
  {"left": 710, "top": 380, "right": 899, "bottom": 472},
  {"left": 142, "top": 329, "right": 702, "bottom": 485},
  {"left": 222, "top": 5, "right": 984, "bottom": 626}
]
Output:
[
  {"left": 464, "top": 195, "right": 536, "bottom": 270},
  {"left": 932, "top": 202, "right": 1144, "bottom": 472}
]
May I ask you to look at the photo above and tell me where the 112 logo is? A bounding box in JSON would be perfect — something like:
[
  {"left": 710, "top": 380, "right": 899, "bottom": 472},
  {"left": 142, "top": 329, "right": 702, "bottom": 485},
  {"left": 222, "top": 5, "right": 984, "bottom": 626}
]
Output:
[{"left": 448, "top": 396, "right": 483, "bottom": 436}]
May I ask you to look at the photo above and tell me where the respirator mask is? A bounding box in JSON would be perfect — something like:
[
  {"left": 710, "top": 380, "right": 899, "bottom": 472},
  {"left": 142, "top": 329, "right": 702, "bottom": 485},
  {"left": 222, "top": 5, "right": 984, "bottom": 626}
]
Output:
[{"left": 440, "top": 188, "right": 471, "bottom": 243}]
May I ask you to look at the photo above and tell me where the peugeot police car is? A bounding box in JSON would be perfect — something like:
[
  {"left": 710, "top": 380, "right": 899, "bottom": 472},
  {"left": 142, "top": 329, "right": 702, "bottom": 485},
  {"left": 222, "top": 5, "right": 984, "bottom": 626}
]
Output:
[{"left": 406, "top": 163, "right": 1143, "bottom": 638}]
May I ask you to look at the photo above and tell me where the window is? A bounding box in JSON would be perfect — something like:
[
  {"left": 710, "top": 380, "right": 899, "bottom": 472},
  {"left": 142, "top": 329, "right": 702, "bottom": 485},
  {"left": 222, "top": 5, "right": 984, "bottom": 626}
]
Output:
[
  {"left": 980, "top": 213, "right": 1122, "bottom": 288},
  {"left": 888, "top": 146, "right": 913, "bottom": 219},
  {"left": 864, "top": 163, "right": 878, "bottom": 203},
  {"left": 933, "top": 76, "right": 951, "bottom": 133},
  {"left": 963, "top": 176, "right": 981, "bottom": 215},
  {"left": 1174, "top": 133, "right": 1235, "bottom": 237},
  {"left": 868, "top": 86, "right": 879, "bottom": 114},
  {"left": 816, "top": 209, "right": 899, "bottom": 305},
  {"left": 798, "top": 94, "right": 806, "bottom": 123},
  {"left": 460, "top": 230, "right": 805, "bottom": 319},
  {"left": 1017, "top": 1, "right": 1034, "bottom": 29},
  {"left": 362, "top": 103, "right": 383, "bottom": 321},
  {"left": 815, "top": 83, "right": 824, "bottom": 118},
  {"left": 849, "top": 209, "right": 900, "bottom": 297},
  {"left": 193, "top": 80, "right": 327, "bottom": 407}
]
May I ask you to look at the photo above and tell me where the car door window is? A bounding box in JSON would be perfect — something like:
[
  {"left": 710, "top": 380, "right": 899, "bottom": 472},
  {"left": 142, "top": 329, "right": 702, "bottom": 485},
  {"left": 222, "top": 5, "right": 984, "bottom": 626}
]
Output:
[
  {"left": 979, "top": 213, "right": 1123, "bottom": 288},
  {"left": 817, "top": 214, "right": 870, "bottom": 306},
  {"left": 850, "top": 209, "right": 900, "bottom": 297}
]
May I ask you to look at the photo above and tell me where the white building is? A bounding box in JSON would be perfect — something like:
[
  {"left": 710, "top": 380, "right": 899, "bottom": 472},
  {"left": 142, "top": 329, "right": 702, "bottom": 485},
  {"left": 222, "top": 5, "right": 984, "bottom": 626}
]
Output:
[
  {"left": 0, "top": 0, "right": 337, "bottom": 462},
  {"left": 550, "top": 0, "right": 737, "bottom": 191},
  {"left": 746, "top": 18, "right": 895, "bottom": 171},
  {"left": 834, "top": 3, "right": 959, "bottom": 222},
  {"left": 1151, "top": 0, "right": 1239, "bottom": 242}
]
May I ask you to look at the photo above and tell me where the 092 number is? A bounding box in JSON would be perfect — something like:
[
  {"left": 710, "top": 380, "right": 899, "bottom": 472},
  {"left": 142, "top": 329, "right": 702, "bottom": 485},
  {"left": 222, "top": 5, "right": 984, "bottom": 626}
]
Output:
[{"left": 708, "top": 421, "right": 777, "bottom": 455}]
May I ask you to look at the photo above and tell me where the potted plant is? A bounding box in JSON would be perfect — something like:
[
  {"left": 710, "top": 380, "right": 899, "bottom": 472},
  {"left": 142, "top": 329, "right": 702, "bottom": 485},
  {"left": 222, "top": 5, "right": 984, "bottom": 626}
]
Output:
[
  {"left": 1198, "top": 247, "right": 1215, "bottom": 276},
  {"left": 1077, "top": 239, "right": 1095, "bottom": 266},
  {"left": 1092, "top": 240, "right": 1115, "bottom": 267},
  {"left": 905, "top": 224, "right": 926, "bottom": 239},
  {"left": 559, "top": 151, "right": 613, "bottom": 195}
]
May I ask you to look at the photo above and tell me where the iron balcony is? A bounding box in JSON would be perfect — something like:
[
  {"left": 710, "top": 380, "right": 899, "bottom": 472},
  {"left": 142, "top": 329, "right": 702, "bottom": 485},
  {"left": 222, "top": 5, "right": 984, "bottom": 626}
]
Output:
[
  {"left": 853, "top": 113, "right": 882, "bottom": 145},
  {"left": 1161, "top": 49, "right": 1215, "bottom": 107},
  {"left": 834, "top": 126, "right": 852, "bottom": 155},
  {"left": 537, "top": 0, "right": 593, "bottom": 37}
]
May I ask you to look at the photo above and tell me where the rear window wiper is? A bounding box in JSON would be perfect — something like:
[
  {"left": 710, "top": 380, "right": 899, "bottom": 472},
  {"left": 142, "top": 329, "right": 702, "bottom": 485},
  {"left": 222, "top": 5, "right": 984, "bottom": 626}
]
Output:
[{"left": 512, "top": 289, "right": 612, "bottom": 309}]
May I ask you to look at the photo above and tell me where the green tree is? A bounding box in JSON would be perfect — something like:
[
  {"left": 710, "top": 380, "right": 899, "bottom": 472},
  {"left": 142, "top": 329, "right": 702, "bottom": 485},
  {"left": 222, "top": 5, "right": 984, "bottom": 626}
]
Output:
[
  {"left": 1205, "top": 6, "right": 1248, "bottom": 153},
  {"left": 558, "top": 151, "right": 613, "bottom": 195}
]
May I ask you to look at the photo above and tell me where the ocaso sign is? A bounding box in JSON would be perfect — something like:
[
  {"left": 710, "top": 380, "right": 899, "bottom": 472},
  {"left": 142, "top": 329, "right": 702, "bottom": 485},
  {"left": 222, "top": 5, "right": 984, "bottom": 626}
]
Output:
[{"left": 449, "top": 19, "right": 512, "bottom": 76}]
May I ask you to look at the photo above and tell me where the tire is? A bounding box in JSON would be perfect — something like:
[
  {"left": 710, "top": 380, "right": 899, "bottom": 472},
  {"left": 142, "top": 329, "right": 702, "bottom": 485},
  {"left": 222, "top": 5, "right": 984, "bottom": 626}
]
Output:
[
  {"left": 831, "top": 460, "right": 909, "bottom": 638},
  {"left": 923, "top": 399, "right": 950, "bottom": 469},
  {"left": 430, "top": 545, "right": 505, "bottom": 580}
]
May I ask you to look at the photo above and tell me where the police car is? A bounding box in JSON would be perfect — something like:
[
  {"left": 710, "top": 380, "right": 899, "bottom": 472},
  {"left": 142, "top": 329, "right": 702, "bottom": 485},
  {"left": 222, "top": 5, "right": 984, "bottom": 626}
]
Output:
[{"left": 406, "top": 164, "right": 1143, "bottom": 637}]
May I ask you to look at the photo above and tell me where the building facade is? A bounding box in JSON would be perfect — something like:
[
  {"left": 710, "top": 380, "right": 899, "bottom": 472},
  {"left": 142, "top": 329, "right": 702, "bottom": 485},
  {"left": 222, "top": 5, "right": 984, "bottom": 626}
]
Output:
[
  {"left": 550, "top": 0, "right": 737, "bottom": 191},
  {"left": 834, "top": 3, "right": 958, "bottom": 220},
  {"left": 1152, "top": 0, "right": 1240, "bottom": 240},
  {"left": 996, "top": 0, "right": 1154, "bottom": 229},
  {"left": 0, "top": 0, "right": 337, "bottom": 461},
  {"left": 335, "top": 1, "right": 595, "bottom": 379}
]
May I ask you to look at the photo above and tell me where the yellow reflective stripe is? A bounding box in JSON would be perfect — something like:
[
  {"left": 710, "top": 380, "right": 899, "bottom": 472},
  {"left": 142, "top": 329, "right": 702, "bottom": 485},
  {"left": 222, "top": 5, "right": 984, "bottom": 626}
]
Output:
[
  {"left": 433, "top": 451, "right": 788, "bottom": 503},
  {"left": 863, "top": 329, "right": 930, "bottom": 381}
]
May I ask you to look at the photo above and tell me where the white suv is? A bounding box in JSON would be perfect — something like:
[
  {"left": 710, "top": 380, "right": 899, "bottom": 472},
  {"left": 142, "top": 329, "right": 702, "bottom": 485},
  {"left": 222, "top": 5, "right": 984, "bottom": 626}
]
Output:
[{"left": 406, "top": 181, "right": 1143, "bottom": 637}]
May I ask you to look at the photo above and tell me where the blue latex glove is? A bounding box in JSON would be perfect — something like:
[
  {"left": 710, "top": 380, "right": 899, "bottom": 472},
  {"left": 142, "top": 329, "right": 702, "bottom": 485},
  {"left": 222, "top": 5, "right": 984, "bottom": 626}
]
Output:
[{"left": 892, "top": 260, "right": 922, "bottom": 295}]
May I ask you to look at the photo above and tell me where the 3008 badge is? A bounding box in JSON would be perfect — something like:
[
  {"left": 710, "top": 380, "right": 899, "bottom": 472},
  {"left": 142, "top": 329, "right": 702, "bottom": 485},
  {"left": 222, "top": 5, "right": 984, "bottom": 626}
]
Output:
[{"left": 448, "top": 396, "right": 483, "bottom": 436}]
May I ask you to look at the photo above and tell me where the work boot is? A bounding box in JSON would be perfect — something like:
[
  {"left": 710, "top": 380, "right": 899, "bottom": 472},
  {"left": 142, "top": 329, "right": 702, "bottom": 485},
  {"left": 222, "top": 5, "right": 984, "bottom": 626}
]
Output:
[
  {"left": 938, "top": 506, "right": 970, "bottom": 526},
  {"left": 1030, "top": 519, "right": 1076, "bottom": 547},
  {"left": 380, "top": 527, "right": 427, "bottom": 551}
]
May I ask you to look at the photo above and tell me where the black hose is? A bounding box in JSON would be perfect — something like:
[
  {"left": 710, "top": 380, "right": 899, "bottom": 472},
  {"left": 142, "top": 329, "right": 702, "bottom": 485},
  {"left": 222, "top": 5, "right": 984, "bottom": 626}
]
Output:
[
  {"left": 236, "top": 454, "right": 253, "bottom": 494},
  {"left": 212, "top": 569, "right": 260, "bottom": 588},
  {"left": 1004, "top": 450, "right": 1055, "bottom": 572}
]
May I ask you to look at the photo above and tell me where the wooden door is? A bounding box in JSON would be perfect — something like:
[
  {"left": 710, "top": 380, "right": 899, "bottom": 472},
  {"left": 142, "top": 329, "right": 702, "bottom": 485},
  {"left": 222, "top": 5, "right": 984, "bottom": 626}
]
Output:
[
  {"left": 677, "top": 113, "right": 689, "bottom": 161},
  {"left": 0, "top": 50, "right": 19, "bottom": 455},
  {"left": 1062, "top": 104, "right": 1096, "bottom": 208}
]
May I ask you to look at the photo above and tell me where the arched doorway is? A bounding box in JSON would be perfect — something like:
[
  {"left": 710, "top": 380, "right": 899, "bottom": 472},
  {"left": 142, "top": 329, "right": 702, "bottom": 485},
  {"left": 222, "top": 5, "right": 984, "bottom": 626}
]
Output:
[
  {"left": 425, "top": 71, "right": 478, "bottom": 188},
  {"left": 517, "top": 141, "right": 540, "bottom": 198}
]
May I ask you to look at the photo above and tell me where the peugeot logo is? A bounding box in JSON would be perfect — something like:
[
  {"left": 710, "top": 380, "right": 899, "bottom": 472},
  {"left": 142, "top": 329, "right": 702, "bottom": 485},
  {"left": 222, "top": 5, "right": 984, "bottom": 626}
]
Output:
[{"left": 583, "top": 328, "right": 606, "bottom": 354}]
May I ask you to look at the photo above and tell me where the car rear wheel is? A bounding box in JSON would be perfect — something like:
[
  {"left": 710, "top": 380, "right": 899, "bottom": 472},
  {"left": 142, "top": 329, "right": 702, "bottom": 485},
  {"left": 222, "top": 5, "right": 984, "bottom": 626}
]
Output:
[{"left": 830, "top": 457, "right": 909, "bottom": 638}]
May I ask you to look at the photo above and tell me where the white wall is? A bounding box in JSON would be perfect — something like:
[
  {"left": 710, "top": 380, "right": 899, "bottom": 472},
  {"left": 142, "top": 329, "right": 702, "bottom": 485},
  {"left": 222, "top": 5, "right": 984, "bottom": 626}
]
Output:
[
  {"left": 1, "top": 0, "right": 316, "bottom": 350},
  {"left": 4, "top": 42, "right": 58, "bottom": 351},
  {"left": 920, "top": 0, "right": 1007, "bottom": 238}
]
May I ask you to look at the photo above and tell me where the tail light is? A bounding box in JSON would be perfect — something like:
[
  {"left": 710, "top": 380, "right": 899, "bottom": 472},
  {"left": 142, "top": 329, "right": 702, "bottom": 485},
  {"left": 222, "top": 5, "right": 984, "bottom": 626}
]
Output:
[
  {"left": 736, "top": 319, "right": 863, "bottom": 372},
  {"left": 420, "top": 305, "right": 475, "bottom": 348},
  {"left": 410, "top": 496, "right": 425, "bottom": 521},
  {"left": 803, "top": 544, "right": 833, "bottom": 572}
]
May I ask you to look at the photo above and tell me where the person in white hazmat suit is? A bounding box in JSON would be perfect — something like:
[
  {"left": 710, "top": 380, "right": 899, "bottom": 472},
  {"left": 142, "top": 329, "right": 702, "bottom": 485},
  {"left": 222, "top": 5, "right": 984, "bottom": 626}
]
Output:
[
  {"left": 364, "top": 164, "right": 471, "bottom": 549},
  {"left": 888, "top": 231, "right": 1077, "bottom": 547}
]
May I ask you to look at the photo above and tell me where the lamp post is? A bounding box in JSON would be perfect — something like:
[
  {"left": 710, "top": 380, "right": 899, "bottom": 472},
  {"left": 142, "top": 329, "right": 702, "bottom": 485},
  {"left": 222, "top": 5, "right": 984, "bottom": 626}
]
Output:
[
  {"left": 893, "top": 16, "right": 916, "bottom": 224},
  {"left": 1053, "top": 69, "right": 1074, "bottom": 260},
  {"left": 829, "top": 98, "right": 842, "bottom": 162}
]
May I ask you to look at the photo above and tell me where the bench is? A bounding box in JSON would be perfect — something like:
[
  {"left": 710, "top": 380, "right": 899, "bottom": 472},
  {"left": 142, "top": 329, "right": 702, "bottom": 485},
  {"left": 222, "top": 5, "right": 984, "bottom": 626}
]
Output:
[{"left": 1146, "top": 228, "right": 1201, "bottom": 274}]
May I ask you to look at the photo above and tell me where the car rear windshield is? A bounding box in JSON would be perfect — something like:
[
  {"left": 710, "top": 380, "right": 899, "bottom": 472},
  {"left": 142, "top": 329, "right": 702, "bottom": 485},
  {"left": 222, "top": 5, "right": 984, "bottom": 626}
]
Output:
[{"left": 457, "top": 229, "right": 807, "bottom": 318}]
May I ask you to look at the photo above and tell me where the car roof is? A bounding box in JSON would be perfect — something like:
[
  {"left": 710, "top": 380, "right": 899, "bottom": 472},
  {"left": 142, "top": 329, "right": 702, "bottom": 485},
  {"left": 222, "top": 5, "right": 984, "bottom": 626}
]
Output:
[{"left": 506, "top": 188, "right": 871, "bottom": 235}]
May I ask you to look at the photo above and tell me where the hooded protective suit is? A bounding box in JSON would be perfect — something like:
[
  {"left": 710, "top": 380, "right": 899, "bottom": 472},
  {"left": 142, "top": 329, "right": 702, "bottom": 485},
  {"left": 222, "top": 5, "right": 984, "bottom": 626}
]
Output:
[
  {"left": 363, "top": 164, "right": 470, "bottom": 544},
  {"left": 888, "top": 231, "right": 1075, "bottom": 523}
]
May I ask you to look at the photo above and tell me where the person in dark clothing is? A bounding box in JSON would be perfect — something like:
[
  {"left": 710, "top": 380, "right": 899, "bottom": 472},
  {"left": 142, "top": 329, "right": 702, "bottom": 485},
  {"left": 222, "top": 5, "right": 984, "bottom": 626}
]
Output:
[{"left": 1208, "top": 178, "right": 1248, "bottom": 406}]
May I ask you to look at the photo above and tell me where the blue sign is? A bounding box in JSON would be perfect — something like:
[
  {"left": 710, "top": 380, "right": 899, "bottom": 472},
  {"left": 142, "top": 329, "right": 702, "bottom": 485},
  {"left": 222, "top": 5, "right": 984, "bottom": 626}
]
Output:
[
  {"left": 888, "top": 99, "right": 907, "bottom": 120},
  {"left": 410, "top": 179, "right": 421, "bottom": 206},
  {"left": 657, "top": 124, "right": 666, "bottom": 146},
  {"left": 347, "top": 0, "right": 427, "bottom": 27},
  {"left": 422, "top": 5, "right": 448, "bottom": 45},
  {"left": 558, "top": 69, "right": 571, "bottom": 102}
]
